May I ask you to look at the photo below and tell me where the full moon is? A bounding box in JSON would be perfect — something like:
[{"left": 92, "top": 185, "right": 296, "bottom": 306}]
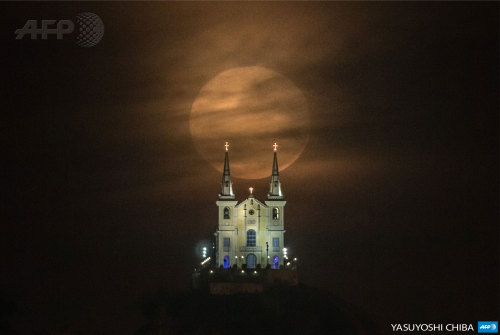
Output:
[{"left": 190, "top": 66, "right": 309, "bottom": 180}]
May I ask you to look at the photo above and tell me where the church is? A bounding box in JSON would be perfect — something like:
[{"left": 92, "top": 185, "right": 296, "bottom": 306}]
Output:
[{"left": 214, "top": 142, "right": 287, "bottom": 270}]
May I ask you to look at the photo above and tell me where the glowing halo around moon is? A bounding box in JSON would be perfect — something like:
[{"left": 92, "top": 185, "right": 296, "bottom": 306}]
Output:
[{"left": 189, "top": 66, "right": 310, "bottom": 180}]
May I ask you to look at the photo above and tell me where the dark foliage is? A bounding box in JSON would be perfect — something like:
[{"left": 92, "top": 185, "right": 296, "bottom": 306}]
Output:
[
  {"left": 0, "top": 293, "right": 20, "bottom": 335},
  {"left": 136, "top": 285, "right": 380, "bottom": 335}
]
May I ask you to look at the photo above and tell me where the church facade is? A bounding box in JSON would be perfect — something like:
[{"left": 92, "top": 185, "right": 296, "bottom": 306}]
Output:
[{"left": 214, "top": 143, "right": 287, "bottom": 270}]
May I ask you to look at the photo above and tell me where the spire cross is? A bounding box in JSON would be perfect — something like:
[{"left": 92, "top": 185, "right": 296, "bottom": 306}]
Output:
[
  {"left": 273, "top": 142, "right": 278, "bottom": 151},
  {"left": 249, "top": 187, "right": 254, "bottom": 194},
  {"left": 225, "top": 142, "right": 229, "bottom": 152}
]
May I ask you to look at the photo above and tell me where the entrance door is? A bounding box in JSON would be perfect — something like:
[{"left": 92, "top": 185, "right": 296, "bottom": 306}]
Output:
[
  {"left": 246, "top": 254, "right": 257, "bottom": 269},
  {"left": 272, "top": 256, "right": 279, "bottom": 269}
]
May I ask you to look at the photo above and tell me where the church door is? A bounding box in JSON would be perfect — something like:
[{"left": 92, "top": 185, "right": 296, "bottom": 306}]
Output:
[
  {"left": 272, "top": 256, "right": 279, "bottom": 269},
  {"left": 246, "top": 254, "right": 257, "bottom": 269}
]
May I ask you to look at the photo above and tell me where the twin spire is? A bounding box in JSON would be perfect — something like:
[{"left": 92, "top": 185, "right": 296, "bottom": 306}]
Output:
[{"left": 219, "top": 142, "right": 284, "bottom": 200}]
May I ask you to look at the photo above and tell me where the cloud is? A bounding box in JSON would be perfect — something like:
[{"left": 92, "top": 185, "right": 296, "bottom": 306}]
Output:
[{"left": 76, "top": 3, "right": 402, "bottom": 199}]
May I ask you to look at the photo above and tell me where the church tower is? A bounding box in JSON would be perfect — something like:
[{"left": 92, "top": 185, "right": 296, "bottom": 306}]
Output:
[
  {"left": 265, "top": 143, "right": 287, "bottom": 267},
  {"left": 215, "top": 143, "right": 287, "bottom": 270}
]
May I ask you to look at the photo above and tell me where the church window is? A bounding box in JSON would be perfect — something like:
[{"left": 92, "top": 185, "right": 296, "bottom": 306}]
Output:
[
  {"left": 272, "top": 256, "right": 279, "bottom": 269},
  {"left": 272, "top": 237, "right": 279, "bottom": 248},
  {"left": 246, "top": 229, "right": 256, "bottom": 247},
  {"left": 223, "top": 207, "right": 230, "bottom": 219},
  {"left": 223, "top": 237, "right": 230, "bottom": 252},
  {"left": 272, "top": 207, "right": 279, "bottom": 220},
  {"left": 223, "top": 256, "right": 230, "bottom": 269}
]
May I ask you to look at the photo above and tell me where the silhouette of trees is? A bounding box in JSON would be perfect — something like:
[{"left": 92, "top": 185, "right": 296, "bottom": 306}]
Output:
[{"left": 135, "top": 285, "right": 380, "bottom": 335}]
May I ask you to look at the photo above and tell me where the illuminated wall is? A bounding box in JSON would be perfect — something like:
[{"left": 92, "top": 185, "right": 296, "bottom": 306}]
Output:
[{"left": 215, "top": 195, "right": 286, "bottom": 269}]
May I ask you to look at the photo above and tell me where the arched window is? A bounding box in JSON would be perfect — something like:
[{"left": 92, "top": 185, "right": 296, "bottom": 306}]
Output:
[
  {"left": 246, "top": 229, "right": 256, "bottom": 247},
  {"left": 272, "top": 207, "right": 279, "bottom": 220},
  {"left": 223, "top": 256, "right": 230, "bottom": 269},
  {"left": 223, "top": 207, "right": 230, "bottom": 219},
  {"left": 272, "top": 256, "right": 279, "bottom": 269}
]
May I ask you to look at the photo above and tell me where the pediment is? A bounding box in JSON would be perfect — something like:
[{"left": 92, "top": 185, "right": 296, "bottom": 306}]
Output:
[{"left": 235, "top": 197, "right": 267, "bottom": 209}]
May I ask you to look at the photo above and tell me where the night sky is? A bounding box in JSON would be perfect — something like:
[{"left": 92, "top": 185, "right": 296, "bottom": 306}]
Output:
[{"left": 2, "top": 2, "right": 498, "bottom": 334}]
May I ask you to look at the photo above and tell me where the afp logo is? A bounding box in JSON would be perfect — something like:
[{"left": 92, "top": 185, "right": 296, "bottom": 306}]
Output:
[
  {"left": 478, "top": 321, "right": 498, "bottom": 333},
  {"left": 15, "top": 12, "right": 104, "bottom": 47}
]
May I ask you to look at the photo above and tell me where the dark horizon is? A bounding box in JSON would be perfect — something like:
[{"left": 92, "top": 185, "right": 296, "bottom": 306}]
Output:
[{"left": 2, "top": 2, "right": 498, "bottom": 334}]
